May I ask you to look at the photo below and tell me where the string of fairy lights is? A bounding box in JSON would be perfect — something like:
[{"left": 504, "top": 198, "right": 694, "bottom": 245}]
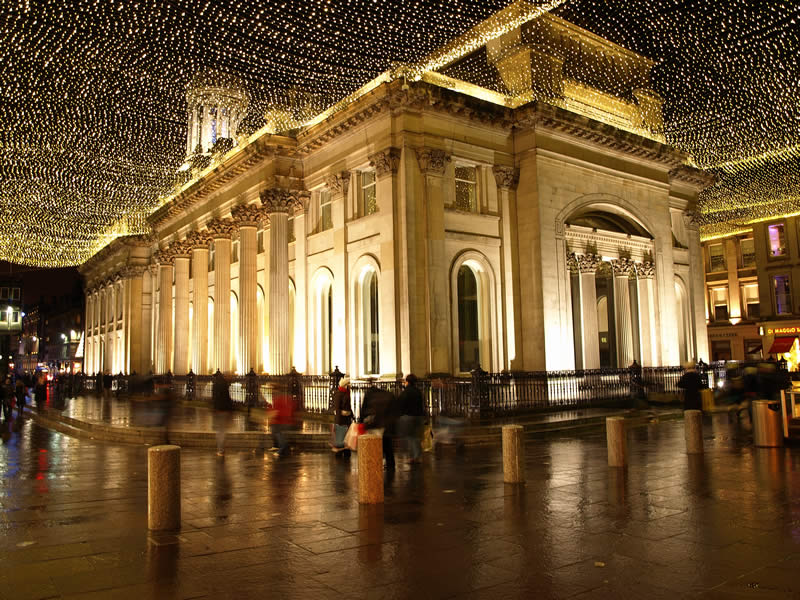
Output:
[{"left": 0, "top": 0, "right": 798, "bottom": 265}]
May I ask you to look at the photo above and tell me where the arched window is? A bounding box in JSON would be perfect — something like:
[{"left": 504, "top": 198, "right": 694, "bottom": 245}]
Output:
[
  {"left": 457, "top": 266, "right": 480, "bottom": 372},
  {"left": 311, "top": 270, "right": 334, "bottom": 374},
  {"left": 230, "top": 291, "right": 239, "bottom": 374},
  {"left": 451, "top": 253, "right": 496, "bottom": 373},
  {"left": 355, "top": 266, "right": 380, "bottom": 375}
]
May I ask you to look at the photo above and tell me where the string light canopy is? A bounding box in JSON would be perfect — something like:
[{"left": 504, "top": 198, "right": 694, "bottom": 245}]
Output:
[{"left": 0, "top": 0, "right": 797, "bottom": 266}]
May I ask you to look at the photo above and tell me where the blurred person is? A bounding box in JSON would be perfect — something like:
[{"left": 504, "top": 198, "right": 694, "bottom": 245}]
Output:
[
  {"left": 331, "top": 377, "right": 352, "bottom": 455},
  {"left": 360, "top": 382, "right": 400, "bottom": 470},
  {"left": 269, "top": 378, "right": 295, "bottom": 457},
  {"left": 677, "top": 362, "right": 703, "bottom": 411},
  {"left": 212, "top": 370, "right": 233, "bottom": 456},
  {"left": 15, "top": 375, "right": 26, "bottom": 419},
  {"left": 102, "top": 372, "right": 113, "bottom": 400},
  {"left": 398, "top": 374, "right": 425, "bottom": 463},
  {"left": 34, "top": 371, "right": 47, "bottom": 411},
  {"left": 1, "top": 375, "right": 12, "bottom": 425}
]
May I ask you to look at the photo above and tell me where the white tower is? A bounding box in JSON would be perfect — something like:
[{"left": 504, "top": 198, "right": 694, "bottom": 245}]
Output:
[{"left": 185, "top": 70, "right": 249, "bottom": 158}]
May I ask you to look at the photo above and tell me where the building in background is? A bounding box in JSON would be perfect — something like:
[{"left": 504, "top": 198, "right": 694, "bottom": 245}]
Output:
[
  {"left": 703, "top": 214, "right": 800, "bottom": 370},
  {"left": 0, "top": 277, "right": 23, "bottom": 377}
]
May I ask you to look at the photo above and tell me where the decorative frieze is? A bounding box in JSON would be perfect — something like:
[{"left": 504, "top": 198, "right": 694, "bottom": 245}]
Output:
[
  {"left": 492, "top": 165, "right": 520, "bottom": 190},
  {"left": 231, "top": 203, "right": 267, "bottom": 227},
  {"left": 259, "top": 187, "right": 310, "bottom": 214},
  {"left": 369, "top": 147, "right": 402, "bottom": 176},
  {"left": 415, "top": 148, "right": 450, "bottom": 175},
  {"left": 325, "top": 171, "right": 351, "bottom": 197}
]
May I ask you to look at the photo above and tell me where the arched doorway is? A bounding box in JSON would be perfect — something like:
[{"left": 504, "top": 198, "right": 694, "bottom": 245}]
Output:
[{"left": 311, "top": 270, "right": 334, "bottom": 375}]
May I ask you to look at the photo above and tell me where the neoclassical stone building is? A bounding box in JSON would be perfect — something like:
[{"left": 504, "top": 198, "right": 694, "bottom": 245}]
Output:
[{"left": 80, "top": 14, "right": 713, "bottom": 377}]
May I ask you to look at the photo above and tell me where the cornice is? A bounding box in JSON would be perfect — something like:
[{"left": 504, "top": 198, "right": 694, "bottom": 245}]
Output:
[
  {"left": 669, "top": 165, "right": 717, "bottom": 190},
  {"left": 78, "top": 234, "right": 151, "bottom": 276}
]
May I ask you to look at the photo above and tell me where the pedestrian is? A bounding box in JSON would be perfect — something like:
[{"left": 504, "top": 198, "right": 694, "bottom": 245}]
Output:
[
  {"left": 102, "top": 372, "right": 113, "bottom": 400},
  {"left": 1, "top": 375, "right": 12, "bottom": 425},
  {"left": 269, "top": 379, "right": 295, "bottom": 457},
  {"left": 360, "top": 382, "right": 399, "bottom": 470},
  {"left": 15, "top": 375, "right": 26, "bottom": 420},
  {"left": 212, "top": 370, "right": 233, "bottom": 456},
  {"left": 331, "top": 377, "right": 352, "bottom": 455},
  {"left": 677, "top": 361, "right": 703, "bottom": 411},
  {"left": 34, "top": 371, "right": 47, "bottom": 410},
  {"left": 398, "top": 374, "right": 425, "bottom": 463}
]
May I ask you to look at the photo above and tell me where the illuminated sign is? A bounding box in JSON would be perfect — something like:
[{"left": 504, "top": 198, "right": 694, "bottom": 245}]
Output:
[{"left": 766, "top": 326, "right": 800, "bottom": 335}]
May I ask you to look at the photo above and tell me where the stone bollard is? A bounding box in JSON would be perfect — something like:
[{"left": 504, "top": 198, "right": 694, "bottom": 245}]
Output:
[
  {"left": 606, "top": 417, "right": 626, "bottom": 468},
  {"left": 502, "top": 425, "right": 525, "bottom": 483},
  {"left": 148, "top": 445, "right": 181, "bottom": 531},
  {"left": 358, "top": 434, "right": 384, "bottom": 504},
  {"left": 684, "top": 410, "right": 703, "bottom": 454}
]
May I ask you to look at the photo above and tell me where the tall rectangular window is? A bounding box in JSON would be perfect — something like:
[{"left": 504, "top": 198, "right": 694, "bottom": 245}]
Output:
[
  {"left": 768, "top": 223, "right": 786, "bottom": 257},
  {"left": 711, "top": 287, "right": 729, "bottom": 321},
  {"left": 740, "top": 238, "right": 755, "bottom": 267},
  {"left": 360, "top": 170, "right": 377, "bottom": 216},
  {"left": 454, "top": 165, "right": 478, "bottom": 212},
  {"left": 741, "top": 283, "right": 760, "bottom": 319},
  {"left": 318, "top": 190, "right": 332, "bottom": 232},
  {"left": 774, "top": 274, "right": 792, "bottom": 314},
  {"left": 708, "top": 243, "right": 725, "bottom": 272}
]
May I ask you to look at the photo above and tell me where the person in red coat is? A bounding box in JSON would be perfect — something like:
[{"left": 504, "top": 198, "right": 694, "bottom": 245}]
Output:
[{"left": 269, "top": 379, "right": 295, "bottom": 457}]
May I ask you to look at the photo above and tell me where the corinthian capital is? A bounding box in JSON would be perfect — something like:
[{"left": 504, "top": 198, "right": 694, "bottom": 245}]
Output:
[
  {"left": 611, "top": 257, "right": 634, "bottom": 277},
  {"left": 636, "top": 261, "right": 656, "bottom": 279},
  {"left": 415, "top": 148, "right": 450, "bottom": 175},
  {"left": 259, "top": 188, "right": 310, "bottom": 214},
  {"left": 576, "top": 253, "right": 601, "bottom": 274},
  {"left": 120, "top": 265, "right": 147, "bottom": 279},
  {"left": 205, "top": 218, "right": 237, "bottom": 239},
  {"left": 231, "top": 203, "right": 267, "bottom": 227},
  {"left": 492, "top": 165, "right": 519, "bottom": 190},
  {"left": 154, "top": 248, "right": 175, "bottom": 265},
  {"left": 682, "top": 210, "right": 700, "bottom": 233},
  {"left": 185, "top": 229, "right": 213, "bottom": 250},
  {"left": 170, "top": 240, "right": 192, "bottom": 258},
  {"left": 368, "top": 147, "right": 401, "bottom": 177},
  {"left": 325, "top": 171, "right": 351, "bottom": 197}
]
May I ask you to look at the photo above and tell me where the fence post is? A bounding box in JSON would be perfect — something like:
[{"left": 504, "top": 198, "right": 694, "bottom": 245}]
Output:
[
  {"left": 330, "top": 366, "right": 344, "bottom": 411},
  {"left": 186, "top": 370, "right": 195, "bottom": 401}
]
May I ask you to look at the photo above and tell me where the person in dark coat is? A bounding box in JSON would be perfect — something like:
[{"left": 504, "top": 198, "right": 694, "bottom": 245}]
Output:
[
  {"left": 1, "top": 375, "right": 12, "bottom": 425},
  {"left": 677, "top": 362, "right": 703, "bottom": 411},
  {"left": 34, "top": 372, "right": 47, "bottom": 410},
  {"left": 211, "top": 370, "right": 233, "bottom": 456},
  {"left": 15, "top": 376, "right": 27, "bottom": 419},
  {"left": 398, "top": 374, "right": 425, "bottom": 463},
  {"left": 102, "top": 372, "right": 113, "bottom": 400},
  {"left": 360, "top": 383, "right": 400, "bottom": 470},
  {"left": 331, "top": 378, "right": 352, "bottom": 454}
]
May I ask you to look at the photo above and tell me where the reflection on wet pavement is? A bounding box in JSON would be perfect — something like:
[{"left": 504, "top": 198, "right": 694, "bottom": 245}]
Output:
[{"left": 2, "top": 412, "right": 800, "bottom": 599}]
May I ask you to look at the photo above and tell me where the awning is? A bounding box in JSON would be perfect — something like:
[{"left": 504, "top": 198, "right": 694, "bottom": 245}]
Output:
[{"left": 768, "top": 337, "right": 796, "bottom": 354}]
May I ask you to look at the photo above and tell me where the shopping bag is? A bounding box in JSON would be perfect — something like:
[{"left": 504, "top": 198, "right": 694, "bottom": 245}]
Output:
[{"left": 344, "top": 422, "right": 360, "bottom": 450}]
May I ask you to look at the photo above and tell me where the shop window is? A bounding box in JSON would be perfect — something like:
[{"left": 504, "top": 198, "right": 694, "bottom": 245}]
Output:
[
  {"left": 741, "top": 283, "right": 760, "bottom": 319},
  {"left": 740, "top": 238, "right": 755, "bottom": 267},
  {"left": 711, "top": 340, "right": 732, "bottom": 361},
  {"left": 744, "top": 339, "right": 763, "bottom": 360},
  {"left": 359, "top": 170, "right": 377, "bottom": 217},
  {"left": 709, "top": 243, "right": 725, "bottom": 272},
  {"left": 768, "top": 223, "right": 787, "bottom": 257},
  {"left": 711, "top": 287, "right": 729, "bottom": 321},
  {"left": 774, "top": 274, "right": 792, "bottom": 315},
  {"left": 454, "top": 165, "right": 478, "bottom": 212}
]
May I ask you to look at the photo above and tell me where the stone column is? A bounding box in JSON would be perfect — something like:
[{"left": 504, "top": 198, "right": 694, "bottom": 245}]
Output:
[
  {"left": 370, "top": 148, "right": 402, "bottom": 375},
  {"left": 636, "top": 261, "right": 657, "bottom": 367},
  {"left": 123, "top": 266, "right": 146, "bottom": 375},
  {"left": 415, "top": 147, "right": 451, "bottom": 373},
  {"left": 261, "top": 188, "right": 308, "bottom": 375},
  {"left": 685, "top": 214, "right": 709, "bottom": 361},
  {"left": 325, "top": 171, "right": 351, "bottom": 372},
  {"left": 232, "top": 204, "right": 266, "bottom": 374},
  {"left": 187, "top": 231, "right": 211, "bottom": 374},
  {"left": 207, "top": 219, "right": 235, "bottom": 374},
  {"left": 155, "top": 250, "right": 174, "bottom": 374},
  {"left": 577, "top": 254, "right": 602, "bottom": 370},
  {"left": 173, "top": 243, "right": 191, "bottom": 376},
  {"left": 612, "top": 258, "right": 634, "bottom": 368},
  {"left": 494, "top": 166, "right": 522, "bottom": 371}
]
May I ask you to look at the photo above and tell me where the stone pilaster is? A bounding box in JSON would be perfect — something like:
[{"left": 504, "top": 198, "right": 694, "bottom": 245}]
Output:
[
  {"left": 325, "top": 171, "right": 350, "bottom": 372},
  {"left": 576, "top": 253, "right": 602, "bottom": 370},
  {"left": 415, "top": 147, "right": 452, "bottom": 373},
  {"left": 187, "top": 231, "right": 211, "bottom": 374},
  {"left": 232, "top": 204, "right": 266, "bottom": 374},
  {"left": 612, "top": 257, "right": 634, "bottom": 368},
  {"left": 155, "top": 249, "right": 174, "bottom": 374},
  {"left": 261, "top": 188, "right": 308, "bottom": 374},
  {"left": 635, "top": 261, "right": 657, "bottom": 367},
  {"left": 494, "top": 165, "right": 521, "bottom": 371},
  {"left": 207, "top": 218, "right": 235, "bottom": 373},
  {"left": 172, "top": 242, "right": 192, "bottom": 376}
]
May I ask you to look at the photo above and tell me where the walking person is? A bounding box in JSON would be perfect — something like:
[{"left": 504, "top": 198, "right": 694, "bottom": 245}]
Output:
[
  {"left": 677, "top": 362, "right": 703, "bottom": 412},
  {"left": 269, "top": 378, "right": 295, "bottom": 457},
  {"left": 102, "top": 372, "right": 113, "bottom": 400},
  {"left": 331, "top": 377, "right": 352, "bottom": 455},
  {"left": 212, "top": 370, "right": 233, "bottom": 457},
  {"left": 15, "top": 375, "right": 27, "bottom": 420},
  {"left": 398, "top": 374, "right": 425, "bottom": 463},
  {"left": 1, "top": 375, "right": 12, "bottom": 425},
  {"left": 360, "top": 383, "right": 399, "bottom": 470},
  {"left": 34, "top": 371, "right": 47, "bottom": 411}
]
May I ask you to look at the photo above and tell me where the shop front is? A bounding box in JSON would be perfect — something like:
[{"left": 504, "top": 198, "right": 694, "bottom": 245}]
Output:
[
  {"left": 761, "top": 323, "right": 800, "bottom": 371},
  {"left": 707, "top": 322, "right": 762, "bottom": 362}
]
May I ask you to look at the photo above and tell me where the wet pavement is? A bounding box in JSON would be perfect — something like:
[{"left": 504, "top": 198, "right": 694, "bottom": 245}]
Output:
[{"left": 2, "top": 411, "right": 800, "bottom": 599}]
